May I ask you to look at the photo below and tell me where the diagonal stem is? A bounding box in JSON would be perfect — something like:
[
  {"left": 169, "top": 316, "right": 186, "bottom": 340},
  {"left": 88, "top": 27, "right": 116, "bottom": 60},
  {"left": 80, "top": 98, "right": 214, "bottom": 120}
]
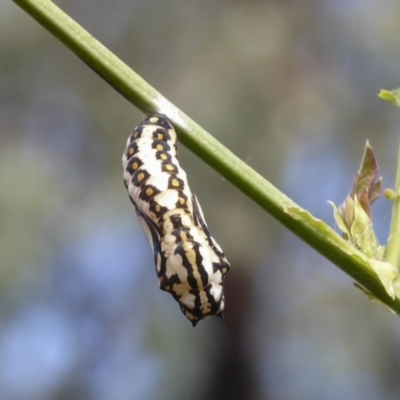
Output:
[{"left": 12, "top": 0, "right": 400, "bottom": 313}]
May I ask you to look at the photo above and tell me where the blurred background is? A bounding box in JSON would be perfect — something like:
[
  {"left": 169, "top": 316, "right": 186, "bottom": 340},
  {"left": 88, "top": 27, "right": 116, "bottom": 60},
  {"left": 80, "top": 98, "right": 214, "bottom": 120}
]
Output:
[{"left": 1, "top": 0, "right": 400, "bottom": 399}]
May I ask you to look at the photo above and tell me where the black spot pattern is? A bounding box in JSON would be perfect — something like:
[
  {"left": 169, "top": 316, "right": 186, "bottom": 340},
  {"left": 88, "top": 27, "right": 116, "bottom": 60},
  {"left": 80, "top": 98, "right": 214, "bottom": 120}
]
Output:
[{"left": 122, "top": 114, "right": 230, "bottom": 326}]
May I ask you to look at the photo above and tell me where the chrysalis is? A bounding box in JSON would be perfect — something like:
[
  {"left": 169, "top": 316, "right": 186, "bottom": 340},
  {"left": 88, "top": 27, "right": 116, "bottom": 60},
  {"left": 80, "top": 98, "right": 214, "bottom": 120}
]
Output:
[{"left": 122, "top": 114, "right": 230, "bottom": 326}]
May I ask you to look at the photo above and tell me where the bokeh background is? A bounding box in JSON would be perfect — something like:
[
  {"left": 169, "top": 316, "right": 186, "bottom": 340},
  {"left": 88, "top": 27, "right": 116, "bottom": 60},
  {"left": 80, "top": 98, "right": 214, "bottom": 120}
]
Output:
[{"left": 1, "top": 0, "right": 400, "bottom": 399}]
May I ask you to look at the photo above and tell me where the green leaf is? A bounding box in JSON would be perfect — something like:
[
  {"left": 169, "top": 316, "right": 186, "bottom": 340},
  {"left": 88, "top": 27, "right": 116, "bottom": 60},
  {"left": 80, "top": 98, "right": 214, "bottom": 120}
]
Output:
[
  {"left": 378, "top": 88, "right": 400, "bottom": 108},
  {"left": 351, "top": 196, "right": 378, "bottom": 257},
  {"left": 369, "top": 177, "right": 382, "bottom": 205},
  {"left": 328, "top": 201, "right": 351, "bottom": 238},
  {"left": 352, "top": 141, "right": 379, "bottom": 197}
]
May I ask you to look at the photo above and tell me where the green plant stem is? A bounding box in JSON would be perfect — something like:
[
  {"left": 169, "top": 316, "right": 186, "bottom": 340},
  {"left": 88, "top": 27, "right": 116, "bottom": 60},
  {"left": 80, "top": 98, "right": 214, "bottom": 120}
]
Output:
[
  {"left": 12, "top": 0, "right": 400, "bottom": 313},
  {"left": 385, "top": 140, "right": 400, "bottom": 269}
]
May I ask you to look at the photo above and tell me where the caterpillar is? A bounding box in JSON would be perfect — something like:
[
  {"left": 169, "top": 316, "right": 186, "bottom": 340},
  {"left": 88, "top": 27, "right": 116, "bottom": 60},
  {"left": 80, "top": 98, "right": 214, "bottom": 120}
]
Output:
[{"left": 122, "top": 114, "right": 230, "bottom": 326}]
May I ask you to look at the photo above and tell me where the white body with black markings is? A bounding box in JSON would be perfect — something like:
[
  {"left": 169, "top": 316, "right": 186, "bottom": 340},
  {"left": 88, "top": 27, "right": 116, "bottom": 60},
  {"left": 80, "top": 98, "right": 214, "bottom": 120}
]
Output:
[{"left": 122, "top": 114, "right": 230, "bottom": 326}]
